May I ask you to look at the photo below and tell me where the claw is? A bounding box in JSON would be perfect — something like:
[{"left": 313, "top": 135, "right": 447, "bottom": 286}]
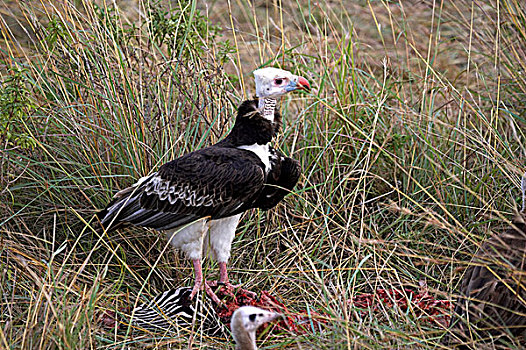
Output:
[
  {"left": 189, "top": 259, "right": 256, "bottom": 304},
  {"left": 204, "top": 281, "right": 223, "bottom": 305},
  {"left": 188, "top": 277, "right": 225, "bottom": 305},
  {"left": 206, "top": 280, "right": 258, "bottom": 299},
  {"left": 215, "top": 261, "right": 257, "bottom": 298}
]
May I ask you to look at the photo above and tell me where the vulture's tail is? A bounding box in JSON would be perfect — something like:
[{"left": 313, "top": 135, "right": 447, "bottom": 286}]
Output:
[{"left": 96, "top": 175, "right": 154, "bottom": 232}]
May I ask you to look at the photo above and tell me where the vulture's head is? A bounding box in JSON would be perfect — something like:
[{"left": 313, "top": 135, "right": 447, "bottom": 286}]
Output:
[
  {"left": 230, "top": 305, "right": 281, "bottom": 338},
  {"left": 253, "top": 67, "right": 310, "bottom": 98}
]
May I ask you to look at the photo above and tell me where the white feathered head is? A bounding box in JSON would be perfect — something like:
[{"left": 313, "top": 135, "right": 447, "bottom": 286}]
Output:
[{"left": 253, "top": 67, "right": 310, "bottom": 98}]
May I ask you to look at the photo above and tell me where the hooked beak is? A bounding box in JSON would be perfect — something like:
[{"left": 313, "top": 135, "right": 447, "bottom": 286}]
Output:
[
  {"left": 263, "top": 311, "right": 282, "bottom": 323},
  {"left": 297, "top": 76, "right": 311, "bottom": 91},
  {"left": 285, "top": 75, "right": 311, "bottom": 92}
]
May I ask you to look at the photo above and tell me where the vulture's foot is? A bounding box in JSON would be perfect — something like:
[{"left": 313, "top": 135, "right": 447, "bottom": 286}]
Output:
[{"left": 189, "top": 278, "right": 223, "bottom": 305}]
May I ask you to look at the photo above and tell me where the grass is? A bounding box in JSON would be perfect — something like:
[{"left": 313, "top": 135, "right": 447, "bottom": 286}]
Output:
[{"left": 1, "top": 0, "right": 525, "bottom": 348}]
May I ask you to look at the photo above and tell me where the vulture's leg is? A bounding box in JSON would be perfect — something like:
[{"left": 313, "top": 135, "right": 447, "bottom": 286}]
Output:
[
  {"left": 205, "top": 262, "right": 235, "bottom": 288},
  {"left": 205, "top": 262, "right": 256, "bottom": 298},
  {"left": 214, "top": 262, "right": 257, "bottom": 297},
  {"left": 218, "top": 261, "right": 230, "bottom": 284},
  {"left": 166, "top": 220, "right": 222, "bottom": 304},
  {"left": 190, "top": 259, "right": 222, "bottom": 305},
  {"left": 205, "top": 215, "right": 256, "bottom": 297}
]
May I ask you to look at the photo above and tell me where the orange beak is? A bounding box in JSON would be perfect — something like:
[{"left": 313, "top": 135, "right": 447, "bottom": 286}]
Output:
[{"left": 297, "top": 76, "right": 311, "bottom": 91}]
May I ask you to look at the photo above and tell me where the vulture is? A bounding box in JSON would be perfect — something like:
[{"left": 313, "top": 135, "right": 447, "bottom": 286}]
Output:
[
  {"left": 97, "top": 67, "right": 310, "bottom": 303},
  {"left": 449, "top": 173, "right": 526, "bottom": 346}
]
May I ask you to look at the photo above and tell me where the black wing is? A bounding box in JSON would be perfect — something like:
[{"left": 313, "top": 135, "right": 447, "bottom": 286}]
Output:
[
  {"left": 253, "top": 148, "right": 301, "bottom": 210},
  {"left": 98, "top": 147, "right": 266, "bottom": 231}
]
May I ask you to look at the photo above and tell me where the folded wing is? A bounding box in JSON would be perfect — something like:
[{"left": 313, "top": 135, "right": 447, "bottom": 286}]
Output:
[{"left": 98, "top": 147, "right": 266, "bottom": 231}]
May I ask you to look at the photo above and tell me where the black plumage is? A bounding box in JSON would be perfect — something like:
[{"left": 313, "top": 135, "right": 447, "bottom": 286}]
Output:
[
  {"left": 254, "top": 148, "right": 301, "bottom": 210},
  {"left": 217, "top": 99, "right": 282, "bottom": 147},
  {"left": 97, "top": 99, "right": 299, "bottom": 232}
]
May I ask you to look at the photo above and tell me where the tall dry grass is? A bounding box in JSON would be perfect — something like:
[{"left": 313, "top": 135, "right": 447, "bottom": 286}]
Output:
[{"left": 1, "top": 0, "right": 525, "bottom": 348}]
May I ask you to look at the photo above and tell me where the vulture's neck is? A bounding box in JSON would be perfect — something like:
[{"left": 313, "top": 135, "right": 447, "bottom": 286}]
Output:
[
  {"left": 232, "top": 321, "right": 257, "bottom": 350},
  {"left": 219, "top": 99, "right": 282, "bottom": 147},
  {"left": 258, "top": 97, "right": 277, "bottom": 121}
]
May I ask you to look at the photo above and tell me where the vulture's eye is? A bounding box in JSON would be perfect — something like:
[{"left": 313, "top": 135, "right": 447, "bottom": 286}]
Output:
[{"left": 275, "top": 78, "right": 283, "bottom": 85}]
